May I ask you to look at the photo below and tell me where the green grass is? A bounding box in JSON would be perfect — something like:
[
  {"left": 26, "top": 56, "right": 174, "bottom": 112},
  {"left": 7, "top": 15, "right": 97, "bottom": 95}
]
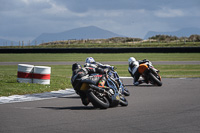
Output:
[
  {"left": 1, "top": 64, "right": 200, "bottom": 97},
  {"left": 0, "top": 65, "right": 72, "bottom": 96},
  {"left": 113, "top": 65, "right": 200, "bottom": 78},
  {"left": 0, "top": 53, "right": 200, "bottom": 97},
  {"left": 1, "top": 53, "right": 200, "bottom": 62},
  {"left": 155, "top": 65, "right": 200, "bottom": 78}
]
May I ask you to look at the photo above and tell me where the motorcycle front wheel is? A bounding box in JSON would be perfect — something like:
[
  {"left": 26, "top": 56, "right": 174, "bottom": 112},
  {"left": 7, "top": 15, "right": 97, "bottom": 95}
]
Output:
[
  {"left": 119, "top": 96, "right": 128, "bottom": 106},
  {"left": 149, "top": 72, "right": 162, "bottom": 86},
  {"left": 87, "top": 90, "right": 110, "bottom": 109},
  {"left": 123, "top": 87, "right": 130, "bottom": 96}
]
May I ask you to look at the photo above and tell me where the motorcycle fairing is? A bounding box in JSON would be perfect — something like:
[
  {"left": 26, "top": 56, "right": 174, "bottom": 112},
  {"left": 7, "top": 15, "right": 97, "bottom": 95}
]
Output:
[
  {"left": 138, "top": 64, "right": 148, "bottom": 74},
  {"left": 80, "top": 83, "right": 90, "bottom": 91},
  {"left": 79, "top": 75, "right": 103, "bottom": 91},
  {"left": 80, "top": 75, "right": 101, "bottom": 85}
]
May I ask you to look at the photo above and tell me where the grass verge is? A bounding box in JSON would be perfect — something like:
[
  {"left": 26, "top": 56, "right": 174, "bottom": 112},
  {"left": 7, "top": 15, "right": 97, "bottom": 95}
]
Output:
[
  {"left": 1, "top": 64, "right": 200, "bottom": 97},
  {"left": 1, "top": 53, "right": 200, "bottom": 62},
  {"left": 0, "top": 65, "right": 72, "bottom": 97}
]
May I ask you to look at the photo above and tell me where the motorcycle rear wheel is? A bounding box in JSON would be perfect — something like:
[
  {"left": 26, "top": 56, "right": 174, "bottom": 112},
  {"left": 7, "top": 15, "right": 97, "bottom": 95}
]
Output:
[
  {"left": 149, "top": 72, "right": 162, "bottom": 86},
  {"left": 87, "top": 91, "right": 110, "bottom": 109}
]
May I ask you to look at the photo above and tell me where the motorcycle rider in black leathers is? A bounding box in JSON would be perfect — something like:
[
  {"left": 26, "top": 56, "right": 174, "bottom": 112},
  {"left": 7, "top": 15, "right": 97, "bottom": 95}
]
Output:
[
  {"left": 128, "top": 57, "right": 150, "bottom": 86},
  {"left": 71, "top": 63, "right": 107, "bottom": 106}
]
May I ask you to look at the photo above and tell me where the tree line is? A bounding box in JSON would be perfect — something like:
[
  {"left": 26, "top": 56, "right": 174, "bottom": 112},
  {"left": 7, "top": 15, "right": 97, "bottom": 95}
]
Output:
[{"left": 148, "top": 34, "right": 200, "bottom": 42}]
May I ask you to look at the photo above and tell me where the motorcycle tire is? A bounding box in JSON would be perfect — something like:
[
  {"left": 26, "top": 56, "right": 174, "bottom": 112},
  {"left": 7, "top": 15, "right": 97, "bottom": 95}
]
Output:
[
  {"left": 119, "top": 96, "right": 128, "bottom": 106},
  {"left": 121, "top": 83, "right": 130, "bottom": 96},
  {"left": 149, "top": 72, "right": 162, "bottom": 86},
  {"left": 123, "top": 88, "right": 130, "bottom": 96},
  {"left": 87, "top": 91, "right": 110, "bottom": 109}
]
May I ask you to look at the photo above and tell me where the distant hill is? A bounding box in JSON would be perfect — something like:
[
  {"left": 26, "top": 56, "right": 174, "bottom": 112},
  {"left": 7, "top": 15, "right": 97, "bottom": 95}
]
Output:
[
  {"left": 144, "top": 27, "right": 200, "bottom": 39},
  {"left": 32, "top": 26, "right": 124, "bottom": 44}
]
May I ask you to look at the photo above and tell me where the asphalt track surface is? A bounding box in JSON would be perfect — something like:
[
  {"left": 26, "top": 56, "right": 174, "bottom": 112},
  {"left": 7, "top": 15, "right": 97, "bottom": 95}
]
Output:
[{"left": 1, "top": 78, "right": 200, "bottom": 133}]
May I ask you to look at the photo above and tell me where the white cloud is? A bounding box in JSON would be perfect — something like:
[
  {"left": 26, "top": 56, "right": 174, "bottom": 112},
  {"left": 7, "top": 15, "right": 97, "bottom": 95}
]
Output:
[
  {"left": 21, "top": 0, "right": 29, "bottom": 5},
  {"left": 20, "top": 0, "right": 51, "bottom": 4},
  {"left": 0, "top": 0, "right": 200, "bottom": 41},
  {"left": 154, "top": 8, "right": 184, "bottom": 18},
  {"left": 43, "top": 2, "right": 68, "bottom": 15}
]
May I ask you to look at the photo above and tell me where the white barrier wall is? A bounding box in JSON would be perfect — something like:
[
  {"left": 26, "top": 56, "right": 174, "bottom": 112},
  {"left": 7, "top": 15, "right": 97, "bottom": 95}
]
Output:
[
  {"left": 33, "top": 66, "right": 51, "bottom": 85},
  {"left": 17, "top": 64, "right": 51, "bottom": 85},
  {"left": 17, "top": 64, "right": 34, "bottom": 83}
]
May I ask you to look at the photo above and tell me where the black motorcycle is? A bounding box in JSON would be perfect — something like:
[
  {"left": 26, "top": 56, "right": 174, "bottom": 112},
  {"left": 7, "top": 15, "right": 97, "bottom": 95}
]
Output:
[
  {"left": 108, "top": 68, "right": 130, "bottom": 96},
  {"left": 84, "top": 63, "right": 130, "bottom": 96},
  {"left": 78, "top": 72, "right": 128, "bottom": 109}
]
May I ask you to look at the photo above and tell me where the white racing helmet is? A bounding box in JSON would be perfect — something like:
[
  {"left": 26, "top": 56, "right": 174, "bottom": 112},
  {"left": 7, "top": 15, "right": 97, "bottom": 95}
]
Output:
[
  {"left": 85, "top": 57, "right": 95, "bottom": 63},
  {"left": 128, "top": 57, "right": 136, "bottom": 64}
]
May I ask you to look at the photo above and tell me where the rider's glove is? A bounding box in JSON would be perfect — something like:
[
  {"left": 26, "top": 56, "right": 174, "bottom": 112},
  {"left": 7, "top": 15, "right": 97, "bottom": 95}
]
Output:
[
  {"left": 104, "top": 69, "right": 109, "bottom": 74},
  {"left": 110, "top": 66, "right": 115, "bottom": 70}
]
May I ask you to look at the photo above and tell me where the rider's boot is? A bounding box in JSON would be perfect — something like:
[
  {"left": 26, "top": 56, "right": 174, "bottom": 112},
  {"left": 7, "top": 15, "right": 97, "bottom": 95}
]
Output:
[
  {"left": 134, "top": 81, "right": 139, "bottom": 86},
  {"left": 79, "top": 91, "right": 90, "bottom": 106}
]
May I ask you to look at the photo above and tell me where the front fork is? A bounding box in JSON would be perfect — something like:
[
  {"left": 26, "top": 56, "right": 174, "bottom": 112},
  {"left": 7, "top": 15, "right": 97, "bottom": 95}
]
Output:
[{"left": 143, "top": 68, "right": 161, "bottom": 84}]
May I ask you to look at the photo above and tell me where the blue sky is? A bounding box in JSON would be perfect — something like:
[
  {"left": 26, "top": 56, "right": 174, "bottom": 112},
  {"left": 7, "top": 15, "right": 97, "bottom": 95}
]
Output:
[{"left": 0, "top": 0, "right": 200, "bottom": 41}]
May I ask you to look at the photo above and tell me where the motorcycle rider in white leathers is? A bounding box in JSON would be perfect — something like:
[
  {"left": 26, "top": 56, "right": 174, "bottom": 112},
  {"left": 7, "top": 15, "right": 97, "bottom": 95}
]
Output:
[{"left": 128, "top": 57, "right": 150, "bottom": 86}]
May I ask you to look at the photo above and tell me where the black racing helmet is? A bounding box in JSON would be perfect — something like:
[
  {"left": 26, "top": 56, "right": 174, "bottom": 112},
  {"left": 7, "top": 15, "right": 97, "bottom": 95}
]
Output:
[{"left": 72, "top": 63, "right": 82, "bottom": 71}]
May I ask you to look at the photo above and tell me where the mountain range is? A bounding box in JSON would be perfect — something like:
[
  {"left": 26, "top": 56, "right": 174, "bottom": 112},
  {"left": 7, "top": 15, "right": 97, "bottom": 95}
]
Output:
[
  {"left": 144, "top": 27, "right": 200, "bottom": 39},
  {"left": 1, "top": 26, "right": 200, "bottom": 46},
  {"left": 32, "top": 26, "right": 124, "bottom": 44}
]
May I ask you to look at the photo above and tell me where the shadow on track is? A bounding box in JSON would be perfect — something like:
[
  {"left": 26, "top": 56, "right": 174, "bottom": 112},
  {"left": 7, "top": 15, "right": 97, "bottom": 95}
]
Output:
[
  {"left": 38, "top": 95, "right": 98, "bottom": 110},
  {"left": 125, "top": 84, "right": 160, "bottom": 87},
  {"left": 60, "top": 96, "right": 80, "bottom": 99},
  {"left": 39, "top": 106, "right": 96, "bottom": 110}
]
